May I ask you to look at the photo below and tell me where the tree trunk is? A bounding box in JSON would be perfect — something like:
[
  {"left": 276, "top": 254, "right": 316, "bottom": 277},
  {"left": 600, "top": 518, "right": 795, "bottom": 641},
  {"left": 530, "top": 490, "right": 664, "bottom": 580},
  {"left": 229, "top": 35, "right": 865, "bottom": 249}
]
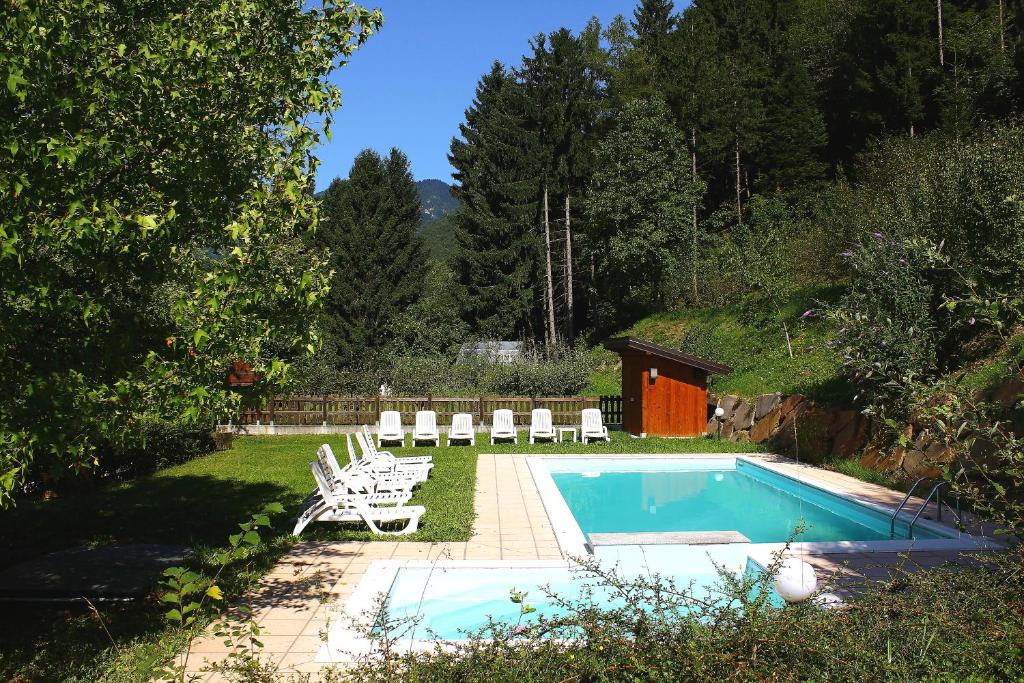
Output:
[
  {"left": 734, "top": 137, "right": 743, "bottom": 225},
  {"left": 937, "top": 0, "right": 945, "bottom": 67},
  {"left": 691, "top": 127, "right": 699, "bottom": 303},
  {"left": 999, "top": 0, "right": 1006, "bottom": 52},
  {"left": 543, "top": 185, "right": 557, "bottom": 347},
  {"left": 564, "top": 193, "right": 574, "bottom": 343}
]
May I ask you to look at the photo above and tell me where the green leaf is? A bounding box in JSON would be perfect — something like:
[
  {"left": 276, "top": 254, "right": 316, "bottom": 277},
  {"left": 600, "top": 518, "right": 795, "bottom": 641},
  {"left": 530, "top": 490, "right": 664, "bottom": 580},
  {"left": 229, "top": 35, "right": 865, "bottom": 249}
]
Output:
[{"left": 166, "top": 609, "right": 183, "bottom": 623}]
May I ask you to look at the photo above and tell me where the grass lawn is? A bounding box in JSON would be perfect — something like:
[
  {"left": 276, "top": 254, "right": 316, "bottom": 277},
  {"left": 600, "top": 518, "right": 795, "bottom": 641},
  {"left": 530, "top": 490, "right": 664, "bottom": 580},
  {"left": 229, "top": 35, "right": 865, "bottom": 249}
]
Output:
[{"left": 0, "top": 430, "right": 761, "bottom": 682}]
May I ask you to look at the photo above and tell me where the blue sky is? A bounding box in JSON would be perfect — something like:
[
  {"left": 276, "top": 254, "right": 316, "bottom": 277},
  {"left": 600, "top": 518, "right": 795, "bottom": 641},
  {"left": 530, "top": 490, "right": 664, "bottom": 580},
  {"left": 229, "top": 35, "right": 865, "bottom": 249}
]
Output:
[{"left": 314, "top": 0, "right": 638, "bottom": 190}]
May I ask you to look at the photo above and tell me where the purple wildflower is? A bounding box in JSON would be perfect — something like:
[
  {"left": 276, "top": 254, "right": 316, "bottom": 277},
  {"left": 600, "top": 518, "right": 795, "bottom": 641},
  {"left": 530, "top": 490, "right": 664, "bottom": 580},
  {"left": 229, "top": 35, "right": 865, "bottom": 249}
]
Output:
[
  {"left": 838, "top": 327, "right": 847, "bottom": 334},
  {"left": 512, "top": 625, "right": 529, "bottom": 636},
  {"left": 800, "top": 309, "right": 813, "bottom": 319},
  {"left": 840, "top": 251, "right": 853, "bottom": 257},
  {"left": 872, "top": 232, "right": 884, "bottom": 239},
  {"left": 969, "top": 317, "right": 976, "bottom": 325}
]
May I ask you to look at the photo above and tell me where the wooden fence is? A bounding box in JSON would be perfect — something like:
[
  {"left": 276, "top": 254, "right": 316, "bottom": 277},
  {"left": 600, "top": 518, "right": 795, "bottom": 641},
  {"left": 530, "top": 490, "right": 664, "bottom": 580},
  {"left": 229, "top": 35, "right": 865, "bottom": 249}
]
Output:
[{"left": 232, "top": 395, "right": 623, "bottom": 427}]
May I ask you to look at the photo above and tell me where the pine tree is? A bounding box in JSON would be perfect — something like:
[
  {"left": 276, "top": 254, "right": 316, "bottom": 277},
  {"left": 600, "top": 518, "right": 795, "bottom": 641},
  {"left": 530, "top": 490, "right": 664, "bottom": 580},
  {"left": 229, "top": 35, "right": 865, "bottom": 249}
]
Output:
[
  {"left": 521, "top": 29, "right": 603, "bottom": 344},
  {"left": 450, "top": 63, "right": 541, "bottom": 340},
  {"left": 315, "top": 149, "right": 428, "bottom": 369}
]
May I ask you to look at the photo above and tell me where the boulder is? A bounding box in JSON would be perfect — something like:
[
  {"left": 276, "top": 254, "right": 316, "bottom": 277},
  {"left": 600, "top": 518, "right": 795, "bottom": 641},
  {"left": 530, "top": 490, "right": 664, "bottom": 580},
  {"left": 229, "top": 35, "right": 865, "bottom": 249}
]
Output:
[
  {"left": 721, "top": 421, "right": 735, "bottom": 440},
  {"left": 924, "top": 440, "right": 955, "bottom": 464},
  {"left": 754, "top": 393, "right": 782, "bottom": 421},
  {"left": 772, "top": 402, "right": 833, "bottom": 462},
  {"left": 750, "top": 407, "right": 782, "bottom": 443},
  {"left": 732, "top": 401, "right": 755, "bottom": 430},
  {"left": 861, "top": 446, "right": 905, "bottom": 473},
  {"left": 987, "top": 374, "right": 1024, "bottom": 408},
  {"left": 902, "top": 448, "right": 941, "bottom": 479},
  {"left": 827, "top": 410, "right": 859, "bottom": 438},
  {"left": 718, "top": 395, "right": 739, "bottom": 421},
  {"left": 830, "top": 415, "right": 869, "bottom": 458},
  {"left": 777, "top": 394, "right": 806, "bottom": 421}
]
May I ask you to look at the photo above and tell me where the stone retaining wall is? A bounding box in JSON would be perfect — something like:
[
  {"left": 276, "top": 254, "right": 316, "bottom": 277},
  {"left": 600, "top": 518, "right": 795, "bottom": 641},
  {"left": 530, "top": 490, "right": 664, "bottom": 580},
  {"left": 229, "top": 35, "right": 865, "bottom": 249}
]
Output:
[
  {"left": 710, "top": 373, "right": 1022, "bottom": 480},
  {"left": 707, "top": 393, "right": 872, "bottom": 464}
]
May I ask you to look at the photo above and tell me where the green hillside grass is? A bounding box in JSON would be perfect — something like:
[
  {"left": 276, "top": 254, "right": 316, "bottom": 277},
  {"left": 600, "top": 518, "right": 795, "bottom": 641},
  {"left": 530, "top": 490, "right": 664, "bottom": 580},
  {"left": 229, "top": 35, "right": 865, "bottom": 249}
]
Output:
[{"left": 587, "top": 286, "right": 852, "bottom": 404}]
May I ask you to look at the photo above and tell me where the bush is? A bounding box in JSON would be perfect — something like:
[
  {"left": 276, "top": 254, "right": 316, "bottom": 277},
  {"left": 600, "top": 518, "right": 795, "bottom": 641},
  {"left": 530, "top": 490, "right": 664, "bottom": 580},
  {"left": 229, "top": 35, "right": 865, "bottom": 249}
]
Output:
[
  {"left": 344, "top": 553, "right": 1024, "bottom": 682},
  {"left": 22, "top": 418, "right": 216, "bottom": 496},
  {"left": 830, "top": 123, "right": 1024, "bottom": 421}
]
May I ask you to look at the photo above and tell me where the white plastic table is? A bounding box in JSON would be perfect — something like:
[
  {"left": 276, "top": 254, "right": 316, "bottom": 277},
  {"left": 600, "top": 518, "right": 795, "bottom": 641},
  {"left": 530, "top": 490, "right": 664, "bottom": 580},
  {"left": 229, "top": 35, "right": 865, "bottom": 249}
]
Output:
[{"left": 557, "top": 427, "right": 577, "bottom": 443}]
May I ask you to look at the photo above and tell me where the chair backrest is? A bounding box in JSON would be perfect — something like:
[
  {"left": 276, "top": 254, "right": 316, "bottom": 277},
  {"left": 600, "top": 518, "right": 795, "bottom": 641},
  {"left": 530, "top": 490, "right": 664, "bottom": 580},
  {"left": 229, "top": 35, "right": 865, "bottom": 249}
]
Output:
[
  {"left": 354, "top": 430, "right": 376, "bottom": 460},
  {"left": 318, "top": 443, "right": 346, "bottom": 481},
  {"left": 361, "top": 426, "right": 388, "bottom": 459},
  {"left": 380, "top": 410, "right": 402, "bottom": 434},
  {"left": 582, "top": 408, "right": 603, "bottom": 431},
  {"left": 345, "top": 433, "right": 361, "bottom": 464},
  {"left": 493, "top": 409, "right": 514, "bottom": 432},
  {"left": 532, "top": 408, "right": 553, "bottom": 431},
  {"left": 451, "top": 412, "right": 473, "bottom": 435},
  {"left": 310, "top": 460, "right": 340, "bottom": 505},
  {"left": 415, "top": 410, "right": 437, "bottom": 433}
]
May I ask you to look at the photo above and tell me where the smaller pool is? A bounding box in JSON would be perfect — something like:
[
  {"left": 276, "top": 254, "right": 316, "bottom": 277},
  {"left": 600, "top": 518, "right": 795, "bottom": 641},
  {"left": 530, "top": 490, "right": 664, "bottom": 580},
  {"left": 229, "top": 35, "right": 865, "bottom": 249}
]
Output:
[
  {"left": 547, "top": 457, "right": 953, "bottom": 543},
  {"left": 381, "top": 546, "right": 755, "bottom": 640}
]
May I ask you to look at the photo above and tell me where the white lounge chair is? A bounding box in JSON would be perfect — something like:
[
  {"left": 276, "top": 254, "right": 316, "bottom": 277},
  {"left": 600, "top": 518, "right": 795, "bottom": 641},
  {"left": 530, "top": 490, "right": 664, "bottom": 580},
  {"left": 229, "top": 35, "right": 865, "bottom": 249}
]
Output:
[
  {"left": 334, "top": 438, "right": 418, "bottom": 496},
  {"left": 447, "top": 412, "right": 476, "bottom": 446},
  {"left": 377, "top": 410, "right": 405, "bottom": 446},
  {"left": 293, "top": 461, "right": 425, "bottom": 536},
  {"left": 412, "top": 410, "right": 440, "bottom": 447},
  {"left": 361, "top": 425, "right": 433, "bottom": 465},
  {"left": 354, "top": 430, "right": 433, "bottom": 480},
  {"left": 490, "top": 409, "right": 518, "bottom": 445},
  {"left": 581, "top": 408, "right": 610, "bottom": 444},
  {"left": 529, "top": 408, "right": 556, "bottom": 444}
]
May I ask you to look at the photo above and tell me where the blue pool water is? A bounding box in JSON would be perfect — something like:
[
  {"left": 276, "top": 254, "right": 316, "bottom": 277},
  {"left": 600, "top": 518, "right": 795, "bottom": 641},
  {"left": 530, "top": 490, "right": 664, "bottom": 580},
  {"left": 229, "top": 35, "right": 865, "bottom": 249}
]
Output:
[
  {"left": 550, "top": 458, "right": 948, "bottom": 542},
  {"left": 382, "top": 546, "right": 754, "bottom": 640}
]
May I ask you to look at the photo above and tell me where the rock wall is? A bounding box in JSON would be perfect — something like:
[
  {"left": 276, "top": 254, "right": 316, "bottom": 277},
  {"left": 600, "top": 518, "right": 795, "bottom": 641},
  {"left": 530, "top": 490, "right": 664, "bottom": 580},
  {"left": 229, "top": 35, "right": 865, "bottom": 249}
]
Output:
[
  {"left": 707, "top": 393, "right": 872, "bottom": 465},
  {"left": 709, "top": 373, "right": 1022, "bottom": 480}
]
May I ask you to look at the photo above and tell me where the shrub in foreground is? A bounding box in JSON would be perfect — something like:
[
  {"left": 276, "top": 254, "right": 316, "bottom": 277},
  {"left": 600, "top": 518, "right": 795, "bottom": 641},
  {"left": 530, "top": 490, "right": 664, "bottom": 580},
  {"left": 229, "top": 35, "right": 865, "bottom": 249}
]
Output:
[{"left": 339, "top": 554, "right": 1023, "bottom": 683}]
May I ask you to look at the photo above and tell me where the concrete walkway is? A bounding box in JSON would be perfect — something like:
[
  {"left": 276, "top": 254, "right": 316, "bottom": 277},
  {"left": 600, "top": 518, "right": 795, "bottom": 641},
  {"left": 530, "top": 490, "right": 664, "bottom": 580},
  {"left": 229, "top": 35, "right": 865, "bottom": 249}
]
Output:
[{"left": 179, "top": 453, "right": 985, "bottom": 681}]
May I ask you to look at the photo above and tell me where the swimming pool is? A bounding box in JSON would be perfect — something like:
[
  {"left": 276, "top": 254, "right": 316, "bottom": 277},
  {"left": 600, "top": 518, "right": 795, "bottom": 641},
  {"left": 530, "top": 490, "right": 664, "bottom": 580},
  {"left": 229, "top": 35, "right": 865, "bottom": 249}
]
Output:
[
  {"left": 547, "top": 457, "right": 950, "bottom": 543},
  {"left": 354, "top": 545, "right": 757, "bottom": 642}
]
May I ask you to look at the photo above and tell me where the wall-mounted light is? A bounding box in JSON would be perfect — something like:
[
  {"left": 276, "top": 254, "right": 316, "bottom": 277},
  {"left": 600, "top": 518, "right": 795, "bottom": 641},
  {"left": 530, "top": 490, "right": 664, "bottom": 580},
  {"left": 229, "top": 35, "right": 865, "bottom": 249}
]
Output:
[{"left": 649, "top": 367, "right": 658, "bottom": 380}]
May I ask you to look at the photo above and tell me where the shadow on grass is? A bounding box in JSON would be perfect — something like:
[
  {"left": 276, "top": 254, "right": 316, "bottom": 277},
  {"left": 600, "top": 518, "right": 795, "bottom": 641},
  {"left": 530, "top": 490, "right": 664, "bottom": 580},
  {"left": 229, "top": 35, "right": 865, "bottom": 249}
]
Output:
[{"left": 0, "top": 475, "right": 298, "bottom": 570}]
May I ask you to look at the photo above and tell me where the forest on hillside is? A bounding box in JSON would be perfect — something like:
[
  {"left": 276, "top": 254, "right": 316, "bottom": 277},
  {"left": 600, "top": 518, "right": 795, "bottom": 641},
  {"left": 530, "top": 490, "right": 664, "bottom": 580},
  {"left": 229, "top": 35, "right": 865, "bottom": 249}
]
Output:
[{"left": 302, "top": 0, "right": 1024, "bottom": 411}]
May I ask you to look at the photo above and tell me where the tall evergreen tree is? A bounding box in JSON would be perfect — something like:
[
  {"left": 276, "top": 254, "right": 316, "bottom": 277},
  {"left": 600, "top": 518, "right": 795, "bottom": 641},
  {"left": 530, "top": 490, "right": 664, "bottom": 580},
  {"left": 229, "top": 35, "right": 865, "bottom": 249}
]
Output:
[
  {"left": 521, "top": 29, "right": 603, "bottom": 344},
  {"left": 450, "top": 63, "right": 541, "bottom": 340},
  {"left": 315, "top": 149, "right": 427, "bottom": 368}
]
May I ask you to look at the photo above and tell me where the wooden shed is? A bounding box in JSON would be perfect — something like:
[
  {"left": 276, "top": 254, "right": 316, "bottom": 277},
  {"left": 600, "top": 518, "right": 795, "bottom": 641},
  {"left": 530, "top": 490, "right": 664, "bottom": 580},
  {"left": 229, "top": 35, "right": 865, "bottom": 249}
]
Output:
[{"left": 604, "top": 337, "right": 732, "bottom": 437}]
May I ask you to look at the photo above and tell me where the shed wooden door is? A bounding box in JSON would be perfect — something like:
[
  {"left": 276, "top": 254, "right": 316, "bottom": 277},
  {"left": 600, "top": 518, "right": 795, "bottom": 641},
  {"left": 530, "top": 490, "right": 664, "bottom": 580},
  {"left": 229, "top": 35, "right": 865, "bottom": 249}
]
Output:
[{"left": 642, "top": 359, "right": 707, "bottom": 436}]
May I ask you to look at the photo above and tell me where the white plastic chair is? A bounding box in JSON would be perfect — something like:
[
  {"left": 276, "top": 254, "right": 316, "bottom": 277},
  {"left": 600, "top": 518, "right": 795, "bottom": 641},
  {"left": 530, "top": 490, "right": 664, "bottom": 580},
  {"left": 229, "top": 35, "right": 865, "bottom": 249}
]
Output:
[
  {"left": 334, "top": 438, "right": 417, "bottom": 496},
  {"left": 447, "top": 413, "right": 476, "bottom": 446},
  {"left": 354, "top": 431, "right": 433, "bottom": 481},
  {"left": 581, "top": 408, "right": 610, "bottom": 444},
  {"left": 361, "top": 425, "right": 432, "bottom": 464},
  {"left": 293, "top": 460, "right": 425, "bottom": 536},
  {"left": 412, "top": 410, "right": 440, "bottom": 446},
  {"left": 377, "top": 410, "right": 404, "bottom": 446},
  {"left": 529, "top": 408, "right": 556, "bottom": 444},
  {"left": 490, "top": 408, "right": 517, "bottom": 445}
]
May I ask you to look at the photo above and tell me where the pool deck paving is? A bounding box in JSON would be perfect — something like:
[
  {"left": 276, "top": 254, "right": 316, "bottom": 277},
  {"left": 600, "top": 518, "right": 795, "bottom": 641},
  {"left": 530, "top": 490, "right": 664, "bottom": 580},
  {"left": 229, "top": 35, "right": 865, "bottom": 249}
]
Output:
[{"left": 179, "top": 452, "right": 992, "bottom": 681}]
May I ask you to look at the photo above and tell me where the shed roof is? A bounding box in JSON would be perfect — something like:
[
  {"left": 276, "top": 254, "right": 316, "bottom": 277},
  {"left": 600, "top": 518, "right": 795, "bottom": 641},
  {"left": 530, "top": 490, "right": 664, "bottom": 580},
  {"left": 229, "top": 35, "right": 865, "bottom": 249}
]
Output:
[{"left": 603, "top": 337, "right": 733, "bottom": 375}]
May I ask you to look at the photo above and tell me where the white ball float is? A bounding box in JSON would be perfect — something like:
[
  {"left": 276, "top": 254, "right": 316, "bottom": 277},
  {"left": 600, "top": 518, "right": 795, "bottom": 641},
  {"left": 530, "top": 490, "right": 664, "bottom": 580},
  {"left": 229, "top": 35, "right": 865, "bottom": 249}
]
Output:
[{"left": 773, "top": 558, "right": 818, "bottom": 603}]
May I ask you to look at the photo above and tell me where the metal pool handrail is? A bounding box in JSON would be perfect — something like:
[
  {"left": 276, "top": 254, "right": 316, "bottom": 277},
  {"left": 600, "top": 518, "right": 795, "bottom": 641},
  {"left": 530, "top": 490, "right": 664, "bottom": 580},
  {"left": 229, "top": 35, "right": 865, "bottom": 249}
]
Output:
[
  {"left": 890, "top": 477, "right": 929, "bottom": 539},
  {"left": 908, "top": 481, "right": 949, "bottom": 539}
]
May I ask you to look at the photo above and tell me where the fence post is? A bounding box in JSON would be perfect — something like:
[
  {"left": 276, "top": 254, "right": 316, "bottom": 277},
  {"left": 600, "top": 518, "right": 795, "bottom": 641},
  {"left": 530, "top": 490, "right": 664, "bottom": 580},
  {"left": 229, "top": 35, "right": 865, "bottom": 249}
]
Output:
[
  {"left": 479, "top": 396, "right": 485, "bottom": 425},
  {"left": 428, "top": 393, "right": 433, "bottom": 412},
  {"left": 322, "top": 395, "right": 327, "bottom": 426},
  {"left": 269, "top": 396, "right": 275, "bottom": 426},
  {"left": 375, "top": 395, "right": 381, "bottom": 426}
]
